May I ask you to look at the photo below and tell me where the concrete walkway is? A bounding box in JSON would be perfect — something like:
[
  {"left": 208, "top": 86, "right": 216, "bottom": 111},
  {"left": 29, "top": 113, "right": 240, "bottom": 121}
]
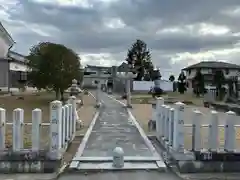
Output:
[{"left": 69, "top": 92, "right": 165, "bottom": 170}]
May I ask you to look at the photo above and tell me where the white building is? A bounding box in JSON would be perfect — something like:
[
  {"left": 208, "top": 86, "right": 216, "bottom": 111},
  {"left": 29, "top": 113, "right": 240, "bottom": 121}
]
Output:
[{"left": 0, "top": 22, "right": 29, "bottom": 92}]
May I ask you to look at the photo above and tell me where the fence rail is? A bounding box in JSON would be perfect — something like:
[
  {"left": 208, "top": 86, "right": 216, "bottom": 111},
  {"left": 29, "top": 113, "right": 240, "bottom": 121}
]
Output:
[{"left": 153, "top": 97, "right": 240, "bottom": 152}]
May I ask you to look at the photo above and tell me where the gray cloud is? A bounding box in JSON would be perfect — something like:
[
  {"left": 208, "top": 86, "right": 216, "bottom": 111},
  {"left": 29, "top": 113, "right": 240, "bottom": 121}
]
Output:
[{"left": 1, "top": 0, "right": 240, "bottom": 77}]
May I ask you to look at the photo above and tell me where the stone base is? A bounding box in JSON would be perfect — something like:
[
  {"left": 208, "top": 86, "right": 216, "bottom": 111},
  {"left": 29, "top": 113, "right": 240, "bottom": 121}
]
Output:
[
  {"left": 176, "top": 161, "right": 240, "bottom": 173},
  {"left": 151, "top": 135, "right": 240, "bottom": 173},
  {"left": 0, "top": 160, "right": 62, "bottom": 173},
  {"left": 0, "top": 150, "right": 62, "bottom": 173},
  {"left": 95, "top": 103, "right": 101, "bottom": 108},
  {"left": 125, "top": 104, "right": 132, "bottom": 108},
  {"left": 148, "top": 120, "right": 156, "bottom": 131}
]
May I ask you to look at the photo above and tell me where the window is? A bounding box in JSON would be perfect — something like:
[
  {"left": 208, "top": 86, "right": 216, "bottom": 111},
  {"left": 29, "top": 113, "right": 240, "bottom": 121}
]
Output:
[
  {"left": 208, "top": 68, "right": 212, "bottom": 73},
  {"left": 188, "top": 69, "right": 191, "bottom": 75},
  {"left": 225, "top": 69, "right": 229, "bottom": 75}
]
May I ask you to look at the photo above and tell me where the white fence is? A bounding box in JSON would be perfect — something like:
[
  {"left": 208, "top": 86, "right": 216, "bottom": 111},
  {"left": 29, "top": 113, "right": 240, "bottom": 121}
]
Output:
[
  {"left": 0, "top": 96, "right": 78, "bottom": 159},
  {"left": 133, "top": 80, "right": 173, "bottom": 92},
  {"left": 153, "top": 97, "right": 239, "bottom": 153}
]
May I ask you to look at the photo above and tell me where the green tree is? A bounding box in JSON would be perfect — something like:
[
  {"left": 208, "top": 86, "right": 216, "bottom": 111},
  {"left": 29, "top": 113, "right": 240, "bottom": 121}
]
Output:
[
  {"left": 213, "top": 70, "right": 225, "bottom": 100},
  {"left": 27, "top": 42, "right": 81, "bottom": 100},
  {"left": 193, "top": 69, "right": 204, "bottom": 97},
  {"left": 169, "top": 75, "right": 175, "bottom": 82},
  {"left": 126, "top": 39, "right": 153, "bottom": 80}
]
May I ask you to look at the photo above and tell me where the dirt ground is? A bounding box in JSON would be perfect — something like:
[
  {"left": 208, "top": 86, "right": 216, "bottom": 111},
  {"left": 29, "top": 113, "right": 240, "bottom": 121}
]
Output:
[
  {"left": 127, "top": 93, "right": 240, "bottom": 150},
  {"left": 0, "top": 92, "right": 96, "bottom": 149},
  {"left": 63, "top": 93, "right": 97, "bottom": 164},
  {"left": 0, "top": 92, "right": 55, "bottom": 148},
  {"left": 129, "top": 92, "right": 206, "bottom": 106},
  {"left": 76, "top": 94, "right": 97, "bottom": 135}
]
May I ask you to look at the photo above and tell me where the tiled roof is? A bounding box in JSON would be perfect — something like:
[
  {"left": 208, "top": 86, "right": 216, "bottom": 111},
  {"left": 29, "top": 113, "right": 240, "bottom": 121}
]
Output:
[
  {"left": 8, "top": 50, "right": 26, "bottom": 64},
  {"left": 0, "top": 22, "right": 15, "bottom": 45},
  {"left": 182, "top": 61, "right": 240, "bottom": 70}
]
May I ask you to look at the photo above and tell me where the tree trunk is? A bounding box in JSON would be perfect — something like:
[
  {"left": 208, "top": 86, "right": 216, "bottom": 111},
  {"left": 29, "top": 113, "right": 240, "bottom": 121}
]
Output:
[
  {"left": 60, "top": 89, "right": 64, "bottom": 101},
  {"left": 55, "top": 89, "right": 60, "bottom": 100}
]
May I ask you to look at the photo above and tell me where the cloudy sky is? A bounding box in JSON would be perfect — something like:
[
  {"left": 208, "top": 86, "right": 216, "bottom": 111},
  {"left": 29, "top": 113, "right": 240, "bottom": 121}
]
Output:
[{"left": 1, "top": 0, "right": 240, "bottom": 78}]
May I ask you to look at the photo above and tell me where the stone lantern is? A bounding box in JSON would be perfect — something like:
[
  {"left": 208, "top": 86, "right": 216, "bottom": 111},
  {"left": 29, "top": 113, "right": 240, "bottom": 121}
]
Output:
[{"left": 70, "top": 79, "right": 83, "bottom": 105}]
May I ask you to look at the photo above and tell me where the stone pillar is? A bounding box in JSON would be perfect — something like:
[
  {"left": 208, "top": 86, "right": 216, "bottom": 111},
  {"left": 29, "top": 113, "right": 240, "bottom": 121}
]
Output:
[
  {"left": 0, "top": 108, "right": 6, "bottom": 150},
  {"left": 156, "top": 97, "right": 164, "bottom": 139},
  {"left": 164, "top": 106, "right": 170, "bottom": 144},
  {"left": 62, "top": 106, "right": 66, "bottom": 147},
  {"left": 126, "top": 78, "right": 132, "bottom": 108},
  {"left": 224, "top": 111, "right": 236, "bottom": 152},
  {"left": 95, "top": 80, "right": 101, "bottom": 108},
  {"left": 32, "top": 108, "right": 42, "bottom": 151},
  {"left": 173, "top": 102, "right": 185, "bottom": 153},
  {"left": 13, "top": 108, "right": 24, "bottom": 151},
  {"left": 50, "top": 100, "right": 62, "bottom": 160},
  {"left": 69, "top": 96, "right": 77, "bottom": 139},
  {"left": 168, "top": 108, "right": 174, "bottom": 147},
  {"left": 192, "top": 110, "right": 202, "bottom": 151},
  {"left": 208, "top": 110, "right": 219, "bottom": 151},
  {"left": 161, "top": 104, "right": 166, "bottom": 139}
]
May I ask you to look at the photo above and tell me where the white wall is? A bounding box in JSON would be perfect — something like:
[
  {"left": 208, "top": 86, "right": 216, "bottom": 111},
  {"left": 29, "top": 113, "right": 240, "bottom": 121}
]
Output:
[
  {"left": 133, "top": 80, "right": 173, "bottom": 92},
  {"left": 0, "top": 35, "right": 9, "bottom": 58},
  {"left": 9, "top": 62, "right": 28, "bottom": 72}
]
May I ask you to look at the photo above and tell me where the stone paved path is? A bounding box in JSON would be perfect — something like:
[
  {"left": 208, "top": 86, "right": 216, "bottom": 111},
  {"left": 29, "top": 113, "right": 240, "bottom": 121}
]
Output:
[
  {"left": 70, "top": 92, "right": 165, "bottom": 170},
  {"left": 81, "top": 93, "right": 152, "bottom": 157}
]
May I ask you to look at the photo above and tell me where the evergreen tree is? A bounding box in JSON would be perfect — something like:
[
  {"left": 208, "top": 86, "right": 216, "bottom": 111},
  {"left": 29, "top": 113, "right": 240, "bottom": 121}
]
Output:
[
  {"left": 126, "top": 39, "right": 153, "bottom": 80},
  {"left": 193, "top": 69, "right": 205, "bottom": 97},
  {"left": 177, "top": 71, "right": 186, "bottom": 94}
]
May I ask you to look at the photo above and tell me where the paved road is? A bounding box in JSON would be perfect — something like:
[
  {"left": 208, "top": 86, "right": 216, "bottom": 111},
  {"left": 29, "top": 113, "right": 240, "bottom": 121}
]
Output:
[
  {"left": 82, "top": 93, "right": 152, "bottom": 156},
  {"left": 58, "top": 171, "right": 183, "bottom": 180}
]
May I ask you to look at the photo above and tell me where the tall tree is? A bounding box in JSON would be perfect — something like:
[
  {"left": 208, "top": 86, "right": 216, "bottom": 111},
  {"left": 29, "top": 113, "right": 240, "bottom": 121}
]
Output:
[
  {"left": 178, "top": 71, "right": 186, "bottom": 94},
  {"left": 193, "top": 69, "right": 204, "bottom": 97},
  {"left": 126, "top": 39, "right": 153, "bottom": 80},
  {"left": 169, "top": 75, "right": 175, "bottom": 82},
  {"left": 27, "top": 42, "right": 81, "bottom": 100},
  {"left": 213, "top": 70, "right": 225, "bottom": 100}
]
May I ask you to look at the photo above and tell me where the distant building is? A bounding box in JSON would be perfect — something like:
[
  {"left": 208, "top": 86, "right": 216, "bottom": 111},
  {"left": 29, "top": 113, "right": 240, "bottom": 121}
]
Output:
[
  {"left": 83, "top": 65, "right": 113, "bottom": 88},
  {"left": 182, "top": 61, "right": 240, "bottom": 90},
  {"left": 0, "top": 22, "right": 29, "bottom": 91}
]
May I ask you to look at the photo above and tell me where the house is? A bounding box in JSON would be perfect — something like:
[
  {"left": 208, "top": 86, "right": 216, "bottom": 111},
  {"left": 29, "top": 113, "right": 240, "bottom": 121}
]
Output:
[
  {"left": 182, "top": 61, "right": 240, "bottom": 90},
  {"left": 0, "top": 22, "right": 29, "bottom": 92}
]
